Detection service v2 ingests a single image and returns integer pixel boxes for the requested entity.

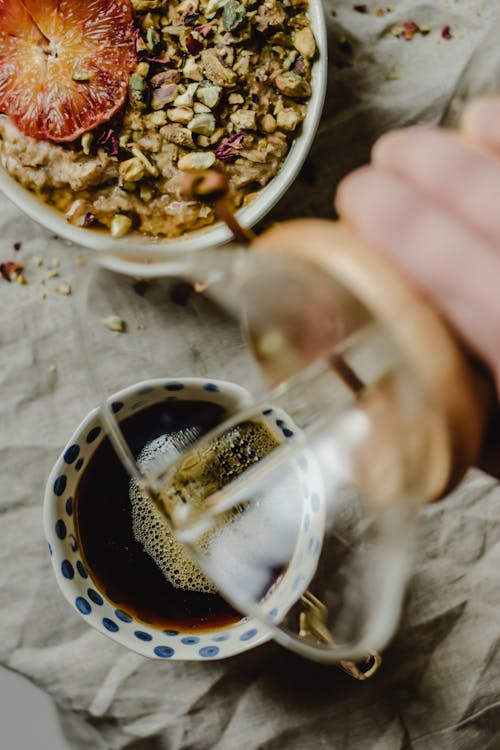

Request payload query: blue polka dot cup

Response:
[44,377,279,661]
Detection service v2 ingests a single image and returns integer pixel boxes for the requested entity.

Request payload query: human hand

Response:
[335,98,500,399]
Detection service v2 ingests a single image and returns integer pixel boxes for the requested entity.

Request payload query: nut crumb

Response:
[102,315,127,332]
[54,282,71,295]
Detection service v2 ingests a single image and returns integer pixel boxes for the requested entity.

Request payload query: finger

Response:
[335,166,500,383]
[462,97,500,153]
[372,127,500,249]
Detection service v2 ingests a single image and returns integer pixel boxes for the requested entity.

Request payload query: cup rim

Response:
[43,377,272,661]
[0,0,327,274]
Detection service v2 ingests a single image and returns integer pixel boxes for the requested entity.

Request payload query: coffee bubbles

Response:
[130,431,217,594]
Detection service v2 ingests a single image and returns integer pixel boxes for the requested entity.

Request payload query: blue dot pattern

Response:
[87,589,103,606]
[75,597,91,615]
[262,408,273,415]
[199,646,219,658]
[61,560,74,579]
[240,628,258,642]
[115,609,133,623]
[163,629,179,636]
[212,633,229,642]
[204,383,219,392]
[111,401,123,414]
[75,458,84,472]
[53,475,67,496]
[165,382,184,391]
[282,428,294,438]
[134,631,153,642]
[154,646,175,658]
[76,561,88,579]
[86,426,101,444]
[65,497,73,516]
[311,493,321,512]
[55,519,66,540]
[63,444,80,464]
[47,542,53,556]
[102,618,119,633]
[181,636,200,645]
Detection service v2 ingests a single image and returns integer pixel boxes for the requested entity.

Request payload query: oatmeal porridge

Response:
[0,0,316,238]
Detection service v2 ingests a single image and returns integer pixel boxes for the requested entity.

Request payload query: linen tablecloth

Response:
[2,1,500,748]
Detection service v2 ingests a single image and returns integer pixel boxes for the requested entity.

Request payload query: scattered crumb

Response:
[13,241,21,252]
[75,255,87,266]
[17,273,27,285]
[54,282,71,295]
[102,315,126,333]
[32,256,44,267]
[49,364,57,372]
[0,261,23,282]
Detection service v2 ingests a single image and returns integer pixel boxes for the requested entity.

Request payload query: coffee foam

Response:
[130,431,217,594]
[130,420,294,597]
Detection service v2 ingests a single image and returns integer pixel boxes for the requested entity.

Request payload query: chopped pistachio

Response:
[174,83,199,107]
[183,58,204,82]
[196,83,222,108]
[151,83,178,109]
[274,72,311,99]
[110,214,133,238]
[160,123,196,148]
[129,143,160,177]
[276,107,300,131]
[194,102,211,113]
[167,106,194,125]
[102,315,127,333]
[136,62,150,78]
[81,132,93,155]
[140,185,155,202]
[131,0,163,9]
[230,108,256,129]
[130,73,146,91]
[293,27,316,58]
[145,111,168,128]
[197,135,211,148]
[119,133,131,148]
[261,113,277,133]
[228,93,244,105]
[188,112,216,135]
[119,157,146,182]
[178,151,216,170]
[222,0,246,31]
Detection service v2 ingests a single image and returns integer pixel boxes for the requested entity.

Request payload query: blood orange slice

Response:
[0,0,137,142]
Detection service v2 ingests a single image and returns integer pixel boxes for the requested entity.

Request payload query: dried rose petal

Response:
[0,261,22,281]
[194,23,213,38]
[97,128,119,157]
[186,33,203,56]
[215,132,246,160]
[441,25,452,39]
[353,4,368,13]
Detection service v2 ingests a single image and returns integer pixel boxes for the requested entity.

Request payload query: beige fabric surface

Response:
[1,1,500,748]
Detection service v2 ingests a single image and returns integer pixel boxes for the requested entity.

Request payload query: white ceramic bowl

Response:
[0,2,327,276]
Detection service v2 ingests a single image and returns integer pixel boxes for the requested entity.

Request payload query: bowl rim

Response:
[0,0,327,268]
[43,376,273,661]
